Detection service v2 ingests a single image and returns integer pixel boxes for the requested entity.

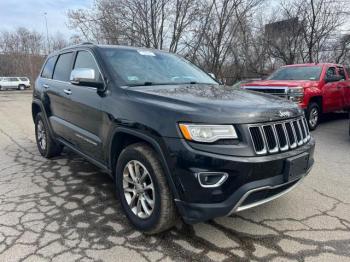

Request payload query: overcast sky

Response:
[0,0,348,40]
[0,0,93,38]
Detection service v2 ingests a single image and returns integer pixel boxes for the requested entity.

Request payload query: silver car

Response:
[0,77,31,91]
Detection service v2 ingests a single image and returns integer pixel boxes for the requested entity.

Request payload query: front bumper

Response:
[163,137,315,224]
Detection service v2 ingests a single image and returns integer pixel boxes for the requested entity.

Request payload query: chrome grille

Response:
[249,117,310,155]
[243,86,288,98]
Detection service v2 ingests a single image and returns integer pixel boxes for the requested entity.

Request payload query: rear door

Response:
[46,52,76,143]
[67,50,104,161]
[323,66,344,112]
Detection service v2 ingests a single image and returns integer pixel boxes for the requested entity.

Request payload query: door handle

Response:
[63,89,72,95]
[43,84,49,89]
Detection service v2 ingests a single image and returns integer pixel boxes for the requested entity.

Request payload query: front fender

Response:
[108,126,180,200]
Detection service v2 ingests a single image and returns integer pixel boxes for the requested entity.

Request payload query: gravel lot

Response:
[0,91,349,262]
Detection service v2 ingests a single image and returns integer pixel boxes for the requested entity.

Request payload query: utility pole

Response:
[44,12,50,54]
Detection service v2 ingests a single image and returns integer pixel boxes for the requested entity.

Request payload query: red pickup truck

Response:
[242,63,350,130]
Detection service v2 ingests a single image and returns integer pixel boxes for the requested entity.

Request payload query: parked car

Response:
[0,77,31,90]
[242,63,350,130]
[231,78,262,88]
[32,44,315,234]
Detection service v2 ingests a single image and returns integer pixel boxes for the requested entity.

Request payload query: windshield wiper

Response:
[128,81,209,87]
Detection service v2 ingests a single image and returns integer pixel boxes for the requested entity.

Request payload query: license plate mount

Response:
[284,153,309,182]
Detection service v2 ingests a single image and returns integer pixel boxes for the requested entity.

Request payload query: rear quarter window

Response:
[41,56,57,79]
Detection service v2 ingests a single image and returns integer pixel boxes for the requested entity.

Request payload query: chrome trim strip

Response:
[197,172,229,188]
[228,177,304,214]
[248,126,267,155]
[262,125,279,153]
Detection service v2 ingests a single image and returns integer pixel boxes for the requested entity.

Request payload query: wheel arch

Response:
[109,127,180,199]
[308,96,323,113]
[32,99,55,138]
[32,102,42,122]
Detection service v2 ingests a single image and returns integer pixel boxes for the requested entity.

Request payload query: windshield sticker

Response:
[127,76,139,81]
[137,50,156,56]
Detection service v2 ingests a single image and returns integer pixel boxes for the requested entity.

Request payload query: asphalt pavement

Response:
[0,91,349,261]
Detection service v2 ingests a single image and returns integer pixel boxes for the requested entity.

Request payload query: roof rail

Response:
[80,42,94,45]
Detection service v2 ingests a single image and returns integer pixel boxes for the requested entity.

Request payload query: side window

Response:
[338,67,346,80]
[53,52,74,82]
[10,78,18,82]
[73,51,102,81]
[41,56,57,79]
[326,67,336,78]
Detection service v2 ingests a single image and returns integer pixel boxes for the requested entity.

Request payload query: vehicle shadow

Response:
[320,112,349,124]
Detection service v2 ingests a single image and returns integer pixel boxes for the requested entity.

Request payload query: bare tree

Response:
[299,0,346,63]
[0,28,45,82]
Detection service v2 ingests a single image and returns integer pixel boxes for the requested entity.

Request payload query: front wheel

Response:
[116,143,178,234]
[306,102,320,130]
[18,84,25,90]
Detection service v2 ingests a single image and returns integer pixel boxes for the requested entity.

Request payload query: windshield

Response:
[268,66,322,81]
[100,48,217,86]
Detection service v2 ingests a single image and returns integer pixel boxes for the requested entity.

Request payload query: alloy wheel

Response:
[309,108,319,128]
[122,160,155,219]
[37,120,47,150]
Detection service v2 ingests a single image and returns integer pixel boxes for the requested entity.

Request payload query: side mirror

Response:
[70,68,104,89]
[325,75,343,83]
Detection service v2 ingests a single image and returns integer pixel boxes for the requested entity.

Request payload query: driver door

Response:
[65,50,105,162]
[323,66,343,112]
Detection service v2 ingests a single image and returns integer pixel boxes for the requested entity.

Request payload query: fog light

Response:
[197,172,228,188]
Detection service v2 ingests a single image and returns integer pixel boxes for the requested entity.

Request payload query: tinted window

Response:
[74,51,101,81]
[326,67,336,77]
[338,67,346,80]
[41,56,57,79]
[9,78,18,81]
[20,77,28,81]
[268,66,322,80]
[53,53,74,82]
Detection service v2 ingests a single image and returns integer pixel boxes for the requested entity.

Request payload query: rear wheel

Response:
[35,113,62,158]
[306,102,320,130]
[116,143,178,234]
[0,86,5,91]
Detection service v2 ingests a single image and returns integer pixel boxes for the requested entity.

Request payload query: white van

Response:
[0,77,31,91]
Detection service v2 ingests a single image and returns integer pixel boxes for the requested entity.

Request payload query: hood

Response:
[243,79,319,88]
[125,84,303,124]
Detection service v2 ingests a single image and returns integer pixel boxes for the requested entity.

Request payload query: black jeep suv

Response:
[32,44,315,234]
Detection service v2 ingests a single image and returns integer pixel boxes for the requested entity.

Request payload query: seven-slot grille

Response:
[249,117,310,155]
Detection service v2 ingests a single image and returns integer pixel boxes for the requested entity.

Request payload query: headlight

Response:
[288,87,304,102]
[179,124,238,143]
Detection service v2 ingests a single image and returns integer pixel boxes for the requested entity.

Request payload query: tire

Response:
[35,113,62,158]
[306,102,320,131]
[116,143,178,234]
[0,86,5,91]
[18,84,25,90]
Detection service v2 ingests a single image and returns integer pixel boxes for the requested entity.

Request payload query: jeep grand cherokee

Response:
[32,43,315,234]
